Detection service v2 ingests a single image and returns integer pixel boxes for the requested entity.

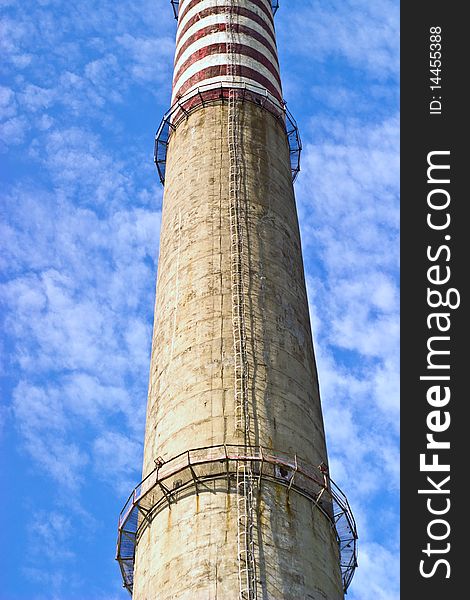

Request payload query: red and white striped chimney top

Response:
[171,0,282,105]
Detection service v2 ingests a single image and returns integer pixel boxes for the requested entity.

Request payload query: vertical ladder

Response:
[225,3,257,599]
[228,87,249,437]
[236,463,257,599]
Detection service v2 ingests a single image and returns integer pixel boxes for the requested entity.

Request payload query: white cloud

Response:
[19,83,56,111]
[348,541,399,600]
[13,381,67,435]
[35,127,130,203]
[61,373,133,423]
[93,431,143,493]
[0,115,27,147]
[0,84,17,118]
[0,402,9,439]
[116,32,174,85]
[298,107,399,599]
[0,16,33,68]
[280,0,399,80]
[299,115,399,362]
[12,382,89,491]
[29,511,75,561]
[372,358,400,416]
[2,155,160,495]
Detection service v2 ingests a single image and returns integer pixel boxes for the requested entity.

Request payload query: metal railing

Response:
[170,1,280,20]
[154,81,301,185]
[116,444,358,596]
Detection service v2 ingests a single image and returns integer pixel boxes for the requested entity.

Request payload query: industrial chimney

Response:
[117,2,357,598]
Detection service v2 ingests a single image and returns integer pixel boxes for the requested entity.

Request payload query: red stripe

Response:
[173,64,282,103]
[178,0,274,30]
[176,6,276,47]
[174,22,278,69]
[173,43,281,90]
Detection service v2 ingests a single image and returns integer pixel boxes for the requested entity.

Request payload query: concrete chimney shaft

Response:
[116,2,356,598]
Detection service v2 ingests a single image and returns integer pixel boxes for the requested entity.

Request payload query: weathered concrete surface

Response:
[133,101,343,599]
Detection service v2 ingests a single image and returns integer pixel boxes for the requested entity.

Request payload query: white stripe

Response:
[171,75,282,108]
[174,31,279,79]
[172,53,281,101]
[176,0,275,46]
[176,13,276,59]
[173,52,281,96]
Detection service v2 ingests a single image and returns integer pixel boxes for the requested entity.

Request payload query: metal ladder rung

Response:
[227,3,257,599]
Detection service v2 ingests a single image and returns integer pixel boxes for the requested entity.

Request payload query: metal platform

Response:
[116,444,358,596]
[154,80,302,186]
[171,1,280,20]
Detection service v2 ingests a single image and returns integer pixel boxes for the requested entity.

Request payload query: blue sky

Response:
[0,1,399,598]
